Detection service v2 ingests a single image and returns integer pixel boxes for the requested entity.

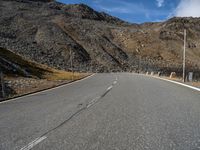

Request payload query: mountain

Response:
[0,0,200,75]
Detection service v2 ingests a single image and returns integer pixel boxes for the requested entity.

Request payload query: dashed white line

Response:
[20,136,47,150]
[87,96,101,108]
[87,77,118,108]
[19,75,117,150]
[107,85,113,91]
[113,81,117,85]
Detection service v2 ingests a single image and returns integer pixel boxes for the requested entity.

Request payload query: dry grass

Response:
[190,82,200,87]
[44,69,89,81]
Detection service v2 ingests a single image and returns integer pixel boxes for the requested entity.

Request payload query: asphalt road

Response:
[0,73,200,150]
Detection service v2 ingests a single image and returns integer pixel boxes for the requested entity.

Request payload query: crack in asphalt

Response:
[19,77,118,150]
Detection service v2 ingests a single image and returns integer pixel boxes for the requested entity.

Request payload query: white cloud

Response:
[98,6,133,14]
[175,0,200,17]
[156,0,164,7]
[94,1,148,14]
[92,0,170,22]
[96,3,133,14]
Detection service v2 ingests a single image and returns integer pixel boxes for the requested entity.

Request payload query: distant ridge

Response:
[0,0,200,75]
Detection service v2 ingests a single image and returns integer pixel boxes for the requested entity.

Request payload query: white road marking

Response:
[149,75,200,92]
[18,74,117,149]
[0,74,96,104]
[20,136,47,150]
[87,96,101,108]
[113,80,117,85]
[87,77,118,108]
[107,85,113,91]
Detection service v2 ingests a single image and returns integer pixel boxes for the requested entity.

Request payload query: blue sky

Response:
[57,0,200,23]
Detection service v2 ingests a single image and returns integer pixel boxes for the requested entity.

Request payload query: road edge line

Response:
[0,74,96,104]
[147,75,200,92]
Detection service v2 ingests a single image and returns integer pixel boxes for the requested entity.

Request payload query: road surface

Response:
[0,73,200,150]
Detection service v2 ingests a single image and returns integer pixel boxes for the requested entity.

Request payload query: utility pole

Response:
[183,29,186,82]
[70,49,74,81]
[0,71,5,98]
[138,55,141,73]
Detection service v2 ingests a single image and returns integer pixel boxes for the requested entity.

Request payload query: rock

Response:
[170,72,176,78]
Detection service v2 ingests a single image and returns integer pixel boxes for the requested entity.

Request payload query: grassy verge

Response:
[43,69,88,81]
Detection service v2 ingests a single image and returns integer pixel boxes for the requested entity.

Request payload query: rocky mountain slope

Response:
[0,47,82,80]
[0,47,86,99]
[0,0,200,75]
